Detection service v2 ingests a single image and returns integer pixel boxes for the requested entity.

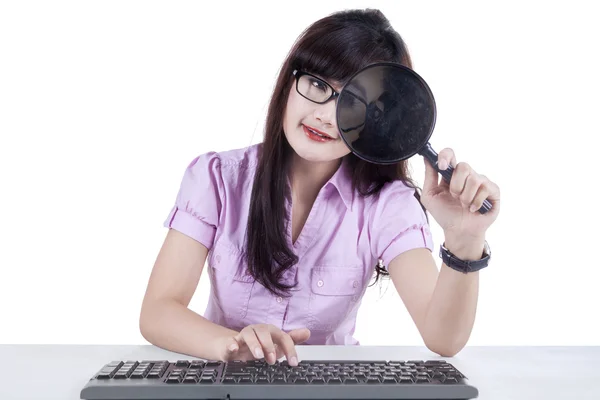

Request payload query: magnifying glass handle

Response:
[419,143,492,214]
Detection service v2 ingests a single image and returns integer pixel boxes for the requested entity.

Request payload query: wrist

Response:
[213,330,240,362]
[443,234,486,261]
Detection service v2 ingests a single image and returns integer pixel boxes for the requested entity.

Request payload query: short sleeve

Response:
[368,180,434,269]
[163,152,224,249]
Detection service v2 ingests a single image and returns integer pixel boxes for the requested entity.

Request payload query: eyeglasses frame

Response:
[292,69,340,104]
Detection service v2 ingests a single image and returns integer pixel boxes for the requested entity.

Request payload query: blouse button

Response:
[215,255,221,264]
[276,297,282,303]
[317,280,324,287]
[352,280,358,288]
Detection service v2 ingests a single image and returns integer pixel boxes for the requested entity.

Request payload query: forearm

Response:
[139,299,238,360]
[422,236,485,356]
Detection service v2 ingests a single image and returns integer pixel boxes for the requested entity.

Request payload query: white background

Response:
[1,0,598,346]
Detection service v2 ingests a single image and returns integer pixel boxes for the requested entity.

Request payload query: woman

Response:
[139,8,501,367]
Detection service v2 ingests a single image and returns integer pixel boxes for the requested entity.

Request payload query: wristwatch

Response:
[439,241,491,274]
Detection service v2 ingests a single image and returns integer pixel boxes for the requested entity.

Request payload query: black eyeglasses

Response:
[293,70,340,104]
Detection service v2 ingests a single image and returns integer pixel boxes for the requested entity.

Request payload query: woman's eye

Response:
[310,79,327,92]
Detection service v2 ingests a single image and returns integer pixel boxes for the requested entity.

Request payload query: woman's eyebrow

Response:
[327,79,343,92]
[308,71,343,91]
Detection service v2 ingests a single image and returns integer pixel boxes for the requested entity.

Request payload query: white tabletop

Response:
[1,345,598,399]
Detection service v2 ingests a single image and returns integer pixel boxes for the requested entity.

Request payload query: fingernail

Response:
[255,347,264,358]
[438,160,447,170]
[470,204,477,212]
[290,356,298,366]
[228,343,238,352]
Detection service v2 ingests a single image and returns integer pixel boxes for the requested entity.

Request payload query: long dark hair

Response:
[246,9,426,297]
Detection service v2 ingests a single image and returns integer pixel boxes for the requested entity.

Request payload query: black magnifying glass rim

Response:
[335,62,438,165]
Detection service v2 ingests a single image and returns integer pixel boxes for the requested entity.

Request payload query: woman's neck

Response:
[288,153,341,202]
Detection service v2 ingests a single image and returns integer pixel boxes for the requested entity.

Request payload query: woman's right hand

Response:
[218,324,311,366]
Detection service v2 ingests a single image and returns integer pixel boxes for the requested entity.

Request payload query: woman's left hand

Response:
[420,148,501,241]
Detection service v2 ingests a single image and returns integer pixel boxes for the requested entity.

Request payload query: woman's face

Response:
[282,73,351,164]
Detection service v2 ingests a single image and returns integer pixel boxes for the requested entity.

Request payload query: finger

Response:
[235,328,265,360]
[436,148,456,171]
[270,328,300,366]
[288,328,311,344]
[436,149,457,190]
[215,335,240,362]
[460,172,482,211]
[274,343,293,363]
[449,162,471,198]
[472,178,501,213]
[225,336,240,354]
[469,185,490,213]
[422,157,440,194]
[253,325,278,364]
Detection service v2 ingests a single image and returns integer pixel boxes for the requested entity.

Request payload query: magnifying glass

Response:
[336,62,492,214]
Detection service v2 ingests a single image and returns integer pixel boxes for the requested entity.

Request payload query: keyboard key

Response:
[183,376,198,383]
[166,376,181,384]
[388,361,405,366]
[205,362,221,368]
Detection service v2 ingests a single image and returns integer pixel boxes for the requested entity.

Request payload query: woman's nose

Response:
[314,100,336,126]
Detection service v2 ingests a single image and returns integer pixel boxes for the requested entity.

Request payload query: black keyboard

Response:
[80,359,478,399]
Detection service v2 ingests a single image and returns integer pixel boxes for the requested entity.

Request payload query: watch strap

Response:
[439,241,490,274]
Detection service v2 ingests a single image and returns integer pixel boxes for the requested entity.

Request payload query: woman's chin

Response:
[291,144,340,163]
[285,131,349,164]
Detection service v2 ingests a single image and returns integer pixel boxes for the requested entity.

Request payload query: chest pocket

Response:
[207,240,255,329]
[307,266,364,331]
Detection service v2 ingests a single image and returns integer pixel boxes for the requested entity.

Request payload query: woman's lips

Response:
[303,125,335,142]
